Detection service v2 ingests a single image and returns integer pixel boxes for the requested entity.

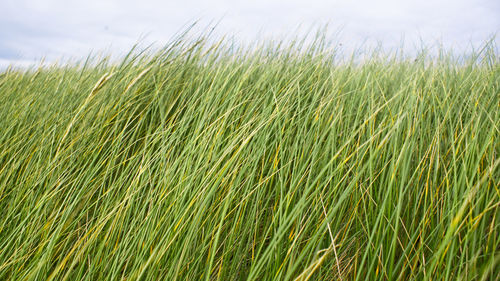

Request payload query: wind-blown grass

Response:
[0,34,498,281]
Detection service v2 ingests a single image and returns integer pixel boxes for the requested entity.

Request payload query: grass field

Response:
[0,33,498,280]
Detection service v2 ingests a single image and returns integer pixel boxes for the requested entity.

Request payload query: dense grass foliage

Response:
[0,36,498,281]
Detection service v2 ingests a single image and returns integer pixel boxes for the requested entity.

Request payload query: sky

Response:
[0,0,499,68]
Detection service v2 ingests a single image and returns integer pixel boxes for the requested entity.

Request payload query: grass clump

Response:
[0,33,498,280]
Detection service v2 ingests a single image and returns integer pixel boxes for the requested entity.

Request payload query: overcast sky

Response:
[1,0,498,67]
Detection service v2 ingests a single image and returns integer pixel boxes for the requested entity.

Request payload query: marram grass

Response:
[0,35,498,281]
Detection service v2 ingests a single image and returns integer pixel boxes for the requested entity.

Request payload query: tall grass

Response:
[0,33,498,280]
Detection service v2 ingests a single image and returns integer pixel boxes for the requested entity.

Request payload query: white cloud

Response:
[0,0,498,67]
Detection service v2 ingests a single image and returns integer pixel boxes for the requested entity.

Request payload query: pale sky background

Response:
[0,0,499,68]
